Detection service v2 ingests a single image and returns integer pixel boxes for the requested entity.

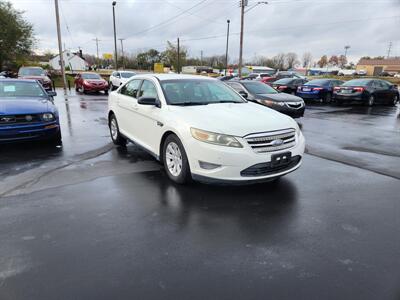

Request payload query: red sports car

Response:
[74,72,109,94]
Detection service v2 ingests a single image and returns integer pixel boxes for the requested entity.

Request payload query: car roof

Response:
[133,74,215,81]
[0,78,39,83]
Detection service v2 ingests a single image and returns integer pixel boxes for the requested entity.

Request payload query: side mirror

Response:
[239,91,248,99]
[138,97,160,107]
[392,84,398,89]
[47,91,57,97]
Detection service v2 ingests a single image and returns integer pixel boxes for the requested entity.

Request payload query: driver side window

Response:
[138,80,158,99]
[120,80,141,98]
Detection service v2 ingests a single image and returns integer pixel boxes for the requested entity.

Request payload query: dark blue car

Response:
[297,79,344,103]
[0,79,62,144]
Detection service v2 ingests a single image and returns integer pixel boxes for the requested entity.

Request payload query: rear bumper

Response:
[333,94,364,101]
[0,122,60,143]
[297,92,322,100]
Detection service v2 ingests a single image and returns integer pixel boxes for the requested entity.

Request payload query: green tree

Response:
[161,41,187,72]
[0,1,35,70]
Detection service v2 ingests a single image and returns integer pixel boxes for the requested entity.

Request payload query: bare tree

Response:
[285,52,299,70]
[302,52,312,68]
[272,53,286,70]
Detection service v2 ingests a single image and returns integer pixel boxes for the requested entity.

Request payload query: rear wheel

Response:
[324,93,332,103]
[163,134,191,184]
[366,95,375,106]
[104,90,109,95]
[109,114,127,146]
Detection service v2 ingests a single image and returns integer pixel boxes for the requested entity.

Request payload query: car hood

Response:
[255,93,303,102]
[167,101,297,137]
[0,98,54,115]
[86,79,106,83]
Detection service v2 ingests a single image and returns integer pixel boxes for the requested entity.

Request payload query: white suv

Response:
[109,71,136,90]
[108,74,305,184]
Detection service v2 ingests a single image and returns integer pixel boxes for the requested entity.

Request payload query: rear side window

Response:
[120,79,141,98]
[226,82,244,92]
[138,80,158,99]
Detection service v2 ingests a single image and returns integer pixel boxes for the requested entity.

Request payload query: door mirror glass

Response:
[238,90,248,98]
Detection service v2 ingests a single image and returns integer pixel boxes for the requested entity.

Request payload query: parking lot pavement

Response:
[0,90,399,299]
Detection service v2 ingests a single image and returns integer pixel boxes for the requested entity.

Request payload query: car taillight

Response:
[313,87,323,91]
[333,87,341,91]
[353,87,364,92]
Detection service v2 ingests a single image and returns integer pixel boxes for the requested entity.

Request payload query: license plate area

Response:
[271,152,292,168]
[303,88,311,92]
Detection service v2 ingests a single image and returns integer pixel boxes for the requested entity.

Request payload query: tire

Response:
[109,114,127,146]
[104,90,109,95]
[75,85,79,92]
[162,134,191,184]
[389,95,398,106]
[47,131,62,146]
[366,95,375,107]
[324,93,332,103]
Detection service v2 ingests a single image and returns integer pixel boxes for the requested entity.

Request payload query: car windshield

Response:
[242,82,278,94]
[305,79,330,86]
[274,78,295,84]
[19,68,45,76]
[161,79,245,105]
[82,73,101,79]
[0,81,46,98]
[121,72,136,78]
[342,79,372,87]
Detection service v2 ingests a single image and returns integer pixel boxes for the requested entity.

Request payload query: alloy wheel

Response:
[165,142,183,177]
[110,118,118,141]
[368,95,374,106]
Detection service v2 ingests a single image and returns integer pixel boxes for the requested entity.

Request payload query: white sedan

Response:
[108,74,305,184]
[109,71,136,90]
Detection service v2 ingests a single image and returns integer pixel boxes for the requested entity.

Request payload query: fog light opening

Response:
[199,161,221,170]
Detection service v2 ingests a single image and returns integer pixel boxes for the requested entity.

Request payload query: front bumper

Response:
[83,84,108,92]
[0,122,60,143]
[186,131,305,183]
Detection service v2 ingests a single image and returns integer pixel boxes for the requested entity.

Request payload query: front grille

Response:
[0,114,42,125]
[241,156,301,177]
[244,128,296,153]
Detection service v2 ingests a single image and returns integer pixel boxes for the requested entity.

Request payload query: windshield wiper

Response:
[211,100,242,104]
[171,102,209,106]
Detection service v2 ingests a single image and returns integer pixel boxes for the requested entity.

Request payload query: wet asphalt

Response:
[0,90,399,300]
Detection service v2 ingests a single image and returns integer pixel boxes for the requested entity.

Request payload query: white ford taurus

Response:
[108,74,305,184]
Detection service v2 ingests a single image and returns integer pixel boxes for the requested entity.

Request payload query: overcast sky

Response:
[9,0,400,64]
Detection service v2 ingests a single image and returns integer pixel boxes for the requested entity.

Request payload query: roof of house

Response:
[358,58,400,66]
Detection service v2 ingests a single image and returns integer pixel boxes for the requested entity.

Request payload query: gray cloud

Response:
[10,0,400,64]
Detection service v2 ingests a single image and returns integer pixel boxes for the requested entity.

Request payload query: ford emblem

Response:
[271,139,284,146]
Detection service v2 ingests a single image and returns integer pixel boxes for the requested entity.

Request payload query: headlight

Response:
[262,100,285,106]
[42,113,54,121]
[190,128,243,148]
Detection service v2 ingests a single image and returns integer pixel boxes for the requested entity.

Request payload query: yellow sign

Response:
[154,63,164,73]
[103,53,113,60]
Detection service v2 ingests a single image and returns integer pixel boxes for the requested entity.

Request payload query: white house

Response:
[49,50,88,71]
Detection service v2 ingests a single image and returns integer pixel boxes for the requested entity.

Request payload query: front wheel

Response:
[163,134,191,184]
[389,95,398,106]
[47,131,62,146]
[104,90,109,95]
[109,114,127,146]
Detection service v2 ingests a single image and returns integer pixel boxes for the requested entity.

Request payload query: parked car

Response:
[356,69,367,76]
[333,78,399,106]
[109,71,137,90]
[394,73,400,78]
[108,74,305,184]
[74,72,109,94]
[18,67,53,91]
[261,71,303,84]
[338,69,356,76]
[271,78,308,94]
[379,71,396,77]
[0,79,61,144]
[225,80,305,118]
[297,79,344,103]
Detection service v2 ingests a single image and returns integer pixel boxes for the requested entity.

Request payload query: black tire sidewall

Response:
[163,134,191,184]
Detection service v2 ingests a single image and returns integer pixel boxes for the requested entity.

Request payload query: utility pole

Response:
[177,37,180,74]
[200,50,203,66]
[387,41,392,58]
[118,38,125,69]
[54,0,68,98]
[344,45,350,59]
[93,38,101,62]
[238,0,247,78]
[112,1,118,70]
[225,19,230,76]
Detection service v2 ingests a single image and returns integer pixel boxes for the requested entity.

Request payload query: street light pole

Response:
[238,0,246,79]
[119,38,125,69]
[225,19,230,76]
[54,0,68,98]
[112,1,118,70]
